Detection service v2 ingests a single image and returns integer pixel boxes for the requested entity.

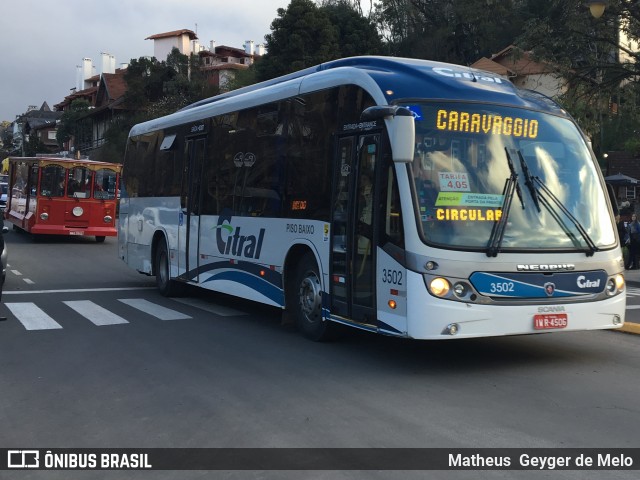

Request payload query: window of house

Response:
[626,186,636,199]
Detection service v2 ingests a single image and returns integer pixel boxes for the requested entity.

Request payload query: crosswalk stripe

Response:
[118,299,191,320]
[172,297,247,317]
[5,303,63,330]
[63,300,129,326]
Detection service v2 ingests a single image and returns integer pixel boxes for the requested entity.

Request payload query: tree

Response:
[23,133,47,157]
[256,0,341,81]
[321,0,385,57]
[516,0,640,96]
[225,65,258,92]
[373,0,525,63]
[256,0,385,81]
[515,0,640,156]
[56,99,91,149]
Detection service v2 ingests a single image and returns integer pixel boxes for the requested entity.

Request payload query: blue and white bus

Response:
[118,56,625,340]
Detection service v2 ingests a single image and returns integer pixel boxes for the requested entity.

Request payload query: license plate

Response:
[69,230,85,236]
[534,313,568,330]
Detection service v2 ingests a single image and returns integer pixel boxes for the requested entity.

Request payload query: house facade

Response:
[471,45,567,99]
[11,103,62,155]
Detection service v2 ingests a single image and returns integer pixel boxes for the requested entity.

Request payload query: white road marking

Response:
[5,303,63,330]
[118,298,191,320]
[11,270,22,276]
[23,279,35,285]
[3,287,155,295]
[63,300,129,326]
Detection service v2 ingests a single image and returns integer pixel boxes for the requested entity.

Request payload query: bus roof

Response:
[129,56,568,137]
[9,156,122,172]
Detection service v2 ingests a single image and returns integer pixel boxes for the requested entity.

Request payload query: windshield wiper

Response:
[517,150,541,213]
[533,177,598,256]
[486,148,525,257]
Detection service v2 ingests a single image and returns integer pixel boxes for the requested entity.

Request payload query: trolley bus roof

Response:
[9,157,122,172]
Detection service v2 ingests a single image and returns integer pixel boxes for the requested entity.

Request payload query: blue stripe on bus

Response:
[202,270,285,306]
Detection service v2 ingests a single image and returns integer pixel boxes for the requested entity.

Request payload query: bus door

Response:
[331,134,379,325]
[179,137,206,283]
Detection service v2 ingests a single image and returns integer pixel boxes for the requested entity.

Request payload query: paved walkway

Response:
[621,268,640,334]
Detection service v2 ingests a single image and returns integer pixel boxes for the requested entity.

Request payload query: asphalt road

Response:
[1,230,639,480]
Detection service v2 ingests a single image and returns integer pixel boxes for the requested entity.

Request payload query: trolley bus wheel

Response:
[155,240,183,297]
[293,253,333,341]
[96,236,106,243]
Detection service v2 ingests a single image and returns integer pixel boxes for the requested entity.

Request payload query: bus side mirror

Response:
[361,106,415,163]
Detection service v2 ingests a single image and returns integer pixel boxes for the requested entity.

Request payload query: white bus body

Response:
[118,56,625,340]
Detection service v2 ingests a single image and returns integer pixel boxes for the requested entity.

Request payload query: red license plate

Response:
[534,313,568,330]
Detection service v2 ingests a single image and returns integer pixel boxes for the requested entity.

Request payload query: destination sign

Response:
[436,110,539,139]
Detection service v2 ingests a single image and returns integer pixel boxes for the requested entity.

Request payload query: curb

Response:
[622,280,640,334]
[618,322,640,335]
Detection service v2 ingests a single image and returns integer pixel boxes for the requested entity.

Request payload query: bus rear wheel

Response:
[293,253,333,341]
[155,240,183,297]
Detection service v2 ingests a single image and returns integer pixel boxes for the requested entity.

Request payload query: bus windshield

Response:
[404,101,616,252]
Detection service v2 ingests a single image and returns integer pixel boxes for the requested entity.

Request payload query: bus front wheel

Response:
[96,236,106,243]
[293,253,332,341]
[155,240,182,297]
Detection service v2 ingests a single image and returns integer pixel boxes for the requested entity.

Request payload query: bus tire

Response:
[96,236,106,243]
[293,253,333,341]
[155,240,183,297]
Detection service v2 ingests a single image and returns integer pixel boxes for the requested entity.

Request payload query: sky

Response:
[0,0,292,122]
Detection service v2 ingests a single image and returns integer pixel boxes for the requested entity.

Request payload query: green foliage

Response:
[373,0,525,64]
[56,99,91,147]
[255,0,384,81]
[225,65,258,91]
[256,0,340,81]
[23,133,47,157]
[322,0,386,57]
[516,0,640,156]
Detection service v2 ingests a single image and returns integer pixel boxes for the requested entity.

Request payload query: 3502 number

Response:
[489,282,515,293]
[382,269,403,285]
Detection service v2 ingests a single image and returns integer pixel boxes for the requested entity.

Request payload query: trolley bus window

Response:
[67,166,92,198]
[94,168,118,200]
[40,165,66,197]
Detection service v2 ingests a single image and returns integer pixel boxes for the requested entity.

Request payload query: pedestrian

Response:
[617,214,628,261]
[626,213,640,270]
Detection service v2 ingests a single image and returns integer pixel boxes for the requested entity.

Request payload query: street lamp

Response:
[587,1,607,19]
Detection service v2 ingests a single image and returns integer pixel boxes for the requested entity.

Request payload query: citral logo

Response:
[577,276,601,289]
[432,67,503,84]
[214,214,265,260]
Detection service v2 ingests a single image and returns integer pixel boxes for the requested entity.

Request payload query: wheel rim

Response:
[298,270,321,324]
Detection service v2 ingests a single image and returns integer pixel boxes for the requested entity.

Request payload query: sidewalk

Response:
[622,268,640,335]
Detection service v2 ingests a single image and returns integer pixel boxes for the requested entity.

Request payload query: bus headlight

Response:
[72,206,84,217]
[40,212,49,221]
[453,282,467,297]
[429,277,450,297]
[104,215,113,223]
[606,274,625,296]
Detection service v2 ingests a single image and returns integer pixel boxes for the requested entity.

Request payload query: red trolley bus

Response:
[5,156,121,242]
